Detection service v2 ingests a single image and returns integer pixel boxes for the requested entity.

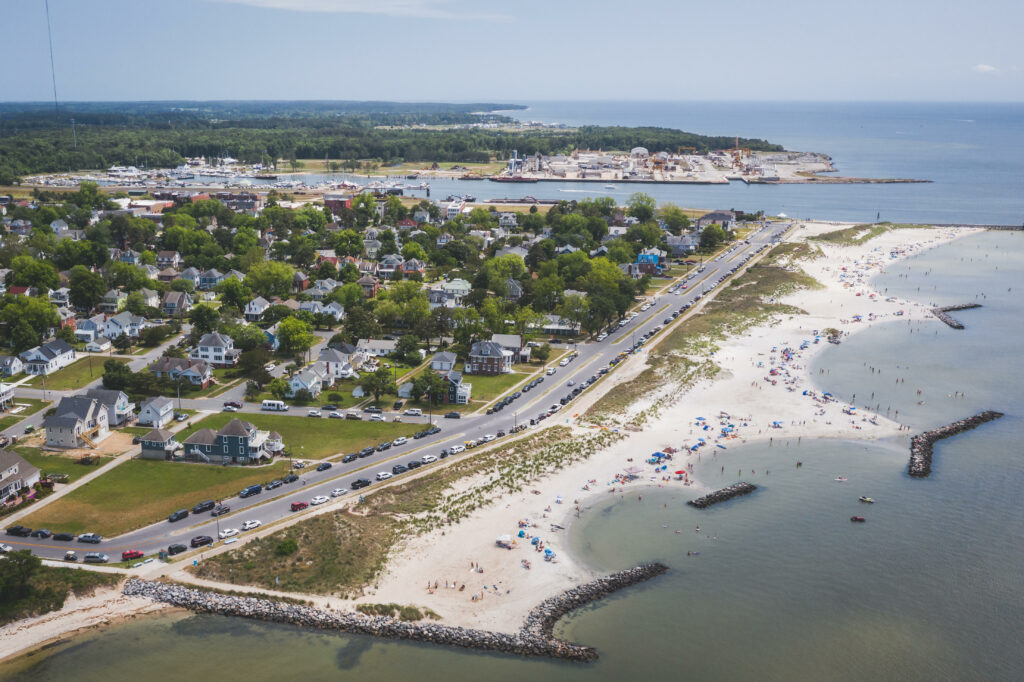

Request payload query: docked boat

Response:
[859,496,875,503]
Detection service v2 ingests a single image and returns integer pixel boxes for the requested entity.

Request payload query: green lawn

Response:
[461,367,534,405]
[0,398,51,431]
[14,446,111,484]
[19,459,295,537]
[25,358,113,391]
[176,412,421,460]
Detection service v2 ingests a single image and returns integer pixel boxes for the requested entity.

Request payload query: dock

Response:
[908,411,1004,477]
[931,303,982,329]
[687,482,757,509]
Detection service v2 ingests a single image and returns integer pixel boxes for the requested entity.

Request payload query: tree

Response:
[228,323,269,352]
[627,192,657,223]
[556,294,589,331]
[359,366,397,403]
[102,359,132,391]
[244,260,294,298]
[217,278,252,310]
[700,224,727,250]
[140,325,170,347]
[1,297,59,351]
[268,377,289,400]
[68,265,105,310]
[395,334,421,365]
[533,342,552,363]
[0,550,41,603]
[10,256,58,290]
[412,371,446,405]
[659,204,691,234]
[343,306,382,341]
[401,242,427,262]
[277,316,315,355]
[169,278,195,293]
[55,325,77,344]
[189,304,220,335]
[112,334,134,353]
[238,348,272,384]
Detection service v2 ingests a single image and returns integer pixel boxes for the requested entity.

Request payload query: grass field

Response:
[26,358,114,391]
[19,459,295,537]
[176,412,421,459]
[0,398,51,431]
[14,447,112,483]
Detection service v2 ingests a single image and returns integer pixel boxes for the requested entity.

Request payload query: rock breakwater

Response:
[931,303,982,330]
[687,482,757,509]
[123,563,668,662]
[908,410,1004,477]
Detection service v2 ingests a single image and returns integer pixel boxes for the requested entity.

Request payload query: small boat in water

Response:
[859,496,875,503]
[604,184,617,189]
[850,516,866,523]
[834,476,848,482]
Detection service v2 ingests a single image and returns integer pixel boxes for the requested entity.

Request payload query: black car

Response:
[413,431,426,439]
[427,426,441,435]
[351,478,371,490]
[192,500,215,514]
[30,528,52,538]
[406,460,422,470]
[345,413,362,420]
[342,454,358,463]
[77,533,102,544]
[322,404,338,411]
[190,535,213,548]
[393,401,404,409]
[496,430,506,437]
[376,442,391,452]
[283,474,299,484]
[316,462,332,472]
[486,408,494,415]
[265,479,283,490]
[363,406,383,414]
[5,525,31,537]
[240,484,263,498]
[167,543,188,556]
[445,412,461,419]
[53,532,75,542]
[513,391,521,399]
[359,447,375,458]
[168,509,189,523]
[439,450,449,459]
[211,505,231,517]
[392,464,408,475]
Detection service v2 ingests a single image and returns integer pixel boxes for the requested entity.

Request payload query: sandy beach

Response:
[362,223,976,633]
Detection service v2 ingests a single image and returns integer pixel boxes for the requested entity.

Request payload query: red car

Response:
[121,550,144,561]
[223,401,243,409]
[290,501,308,512]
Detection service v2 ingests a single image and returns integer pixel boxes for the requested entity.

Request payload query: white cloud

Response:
[971,64,998,74]
[210,0,509,20]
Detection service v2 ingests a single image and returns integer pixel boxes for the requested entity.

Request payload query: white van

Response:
[403,408,423,417]
[261,400,288,411]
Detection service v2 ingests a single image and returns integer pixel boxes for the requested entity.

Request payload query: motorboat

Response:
[859,496,875,503]
[850,516,866,523]
[834,476,848,482]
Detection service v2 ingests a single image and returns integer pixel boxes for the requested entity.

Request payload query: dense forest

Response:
[0,101,783,184]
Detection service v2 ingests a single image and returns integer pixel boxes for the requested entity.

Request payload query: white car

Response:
[559,359,570,367]
[481,434,496,443]
[421,455,437,464]
[392,437,408,446]
[596,333,608,341]
[546,368,556,375]
[218,528,239,539]
[0,542,12,553]
[449,444,465,454]
[369,414,385,422]
[330,488,347,497]
[310,495,329,505]
[241,520,261,531]
[376,471,393,481]
[265,363,276,372]
[329,411,344,419]
[567,380,575,386]
[223,405,239,412]
[308,410,322,418]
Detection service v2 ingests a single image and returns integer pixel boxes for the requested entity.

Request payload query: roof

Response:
[318,347,349,363]
[432,351,457,365]
[469,341,504,357]
[141,396,173,410]
[48,396,100,423]
[142,429,175,442]
[82,387,126,406]
[197,332,232,347]
[218,418,255,437]
[183,428,218,445]
[491,334,521,349]
[0,449,39,485]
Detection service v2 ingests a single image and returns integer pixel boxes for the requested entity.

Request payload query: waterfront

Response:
[3,229,1021,681]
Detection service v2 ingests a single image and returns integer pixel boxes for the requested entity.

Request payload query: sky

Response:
[3,0,1022,103]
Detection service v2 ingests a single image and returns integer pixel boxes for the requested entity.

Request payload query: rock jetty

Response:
[687,482,757,509]
[931,303,982,330]
[908,410,1004,477]
[123,563,668,662]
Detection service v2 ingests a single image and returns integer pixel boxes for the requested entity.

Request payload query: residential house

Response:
[317,346,360,382]
[636,247,666,275]
[399,259,426,278]
[465,340,512,375]
[157,267,179,283]
[82,387,135,426]
[666,233,698,256]
[0,382,12,411]
[139,288,160,309]
[49,287,71,306]
[377,254,404,280]
[357,274,380,298]
[44,396,110,449]
[244,296,271,322]
[181,418,274,465]
[0,449,40,500]
[198,269,224,291]
[138,396,174,429]
[322,301,345,321]
[179,267,201,288]
[0,356,24,377]
[156,251,181,269]
[695,210,736,230]
[73,314,105,343]
[162,290,191,317]
[104,311,146,339]
[496,245,528,260]
[54,307,76,334]
[413,208,432,224]
[442,278,472,304]
[138,428,182,461]
[99,289,128,313]
[141,264,161,280]
[190,332,240,367]
[20,340,76,376]
[293,271,310,292]
[555,244,579,256]
[504,278,523,302]
[491,333,530,363]
[309,278,340,300]
[363,239,382,259]
[7,286,36,298]
[355,338,397,357]
[534,314,580,336]
[85,336,111,353]
[148,357,212,388]
[498,212,518,229]
[435,232,453,247]
[287,365,325,398]
[440,369,472,404]
[430,351,457,372]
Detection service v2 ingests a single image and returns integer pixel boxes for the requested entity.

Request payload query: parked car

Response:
[351,478,371,490]
[311,495,329,505]
[421,455,438,464]
[168,509,189,523]
[192,500,215,514]
[167,544,188,556]
[449,445,465,454]
[211,505,231,517]
[283,474,299,484]
[316,462,332,472]
[342,453,358,463]
[5,525,31,537]
[175,413,188,422]
[391,464,408,475]
[392,437,408,446]
[240,484,263,498]
[322,404,338,411]
[190,536,213,548]
[359,447,375,458]
[30,528,52,539]
[345,412,362,420]
[64,551,78,561]
[376,442,391,452]
[329,411,345,419]
[407,460,422,470]
[330,488,347,497]
[375,471,393,481]
[369,414,385,422]
[83,553,109,563]
[0,543,12,553]
[290,501,309,512]
[265,480,283,490]
[445,412,461,419]
[308,409,322,418]
[427,426,441,435]
[218,528,239,539]
[53,532,75,542]
[363,406,383,414]
[403,408,423,417]
[77,533,102,544]
[241,520,262,531]
[265,363,276,372]
[413,430,426,439]
[122,550,144,561]
[393,401,404,410]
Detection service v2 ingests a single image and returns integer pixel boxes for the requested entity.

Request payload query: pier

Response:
[908,411,1004,477]
[931,303,982,329]
[687,482,757,509]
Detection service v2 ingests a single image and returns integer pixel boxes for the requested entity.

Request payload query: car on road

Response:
[444,411,461,419]
[192,500,215,514]
[311,495,329,505]
[376,441,392,452]
[421,455,437,464]
[24,424,35,433]
[403,408,423,417]
[121,550,144,561]
[330,488,347,497]
[369,414,384,421]
[167,544,188,556]
[168,509,189,522]
[223,401,243,410]
[559,359,569,367]
[63,551,78,561]
[329,411,345,419]
[427,426,441,435]
[351,478,371,490]
[308,409,322,418]
[190,536,213,548]
[363,406,383,414]
[211,505,231,517]
[242,520,262,530]
[53,532,75,542]
[223,405,239,412]
[596,332,608,341]
[391,464,408,475]
[567,380,575,386]
[481,434,496,443]
[407,460,422,470]
[83,552,109,563]
[265,363,276,372]
[359,447,375,458]
[290,501,309,512]
[0,543,12,553]
[5,526,31,537]
[375,471,393,481]
[265,479,283,490]
[450,444,465,454]
[31,528,52,539]
[316,462,332,472]
[218,528,239,539]
[77,533,102,544]
[283,474,299,484]
[342,453,358,463]
[240,484,263,498]
[392,436,408,446]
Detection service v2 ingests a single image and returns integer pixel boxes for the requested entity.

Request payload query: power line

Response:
[45,0,60,124]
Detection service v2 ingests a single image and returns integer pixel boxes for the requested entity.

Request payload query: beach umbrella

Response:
[675,470,686,475]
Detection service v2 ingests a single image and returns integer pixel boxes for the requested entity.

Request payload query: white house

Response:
[430,351,457,372]
[317,346,360,381]
[287,366,325,398]
[82,387,135,426]
[0,449,40,500]
[0,355,24,377]
[244,296,271,322]
[442,278,472,304]
[355,338,398,357]
[85,336,112,353]
[190,332,240,367]
[44,396,110,449]
[20,340,76,376]
[138,396,174,429]
[0,382,13,411]
[104,311,146,339]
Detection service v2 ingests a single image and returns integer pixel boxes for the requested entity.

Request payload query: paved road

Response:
[2,224,790,561]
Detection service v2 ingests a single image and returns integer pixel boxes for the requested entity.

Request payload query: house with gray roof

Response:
[44,396,110,449]
[430,351,457,372]
[181,418,274,464]
[139,396,174,429]
[190,332,239,367]
[139,428,182,461]
[20,340,75,376]
[466,340,512,375]
[0,449,40,499]
[81,387,135,426]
